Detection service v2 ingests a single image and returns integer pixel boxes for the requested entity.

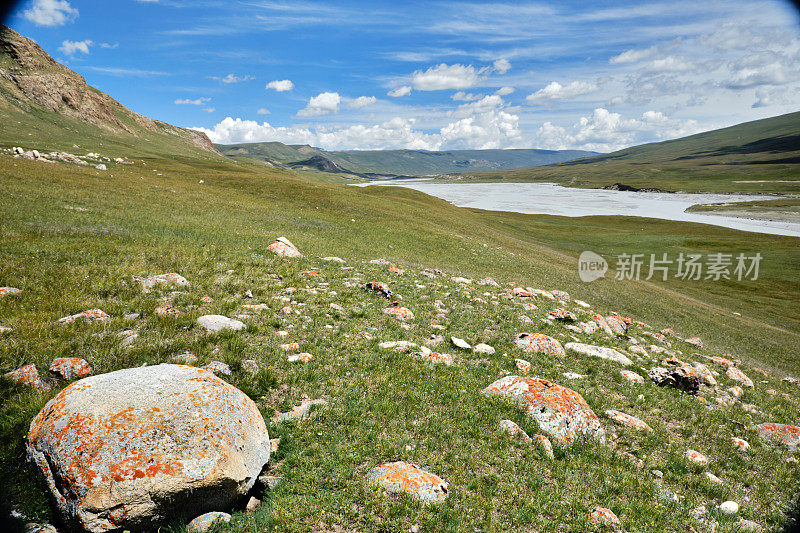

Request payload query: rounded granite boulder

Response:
[26,364,270,532]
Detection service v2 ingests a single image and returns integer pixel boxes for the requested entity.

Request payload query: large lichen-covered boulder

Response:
[482,375,605,444]
[26,364,270,532]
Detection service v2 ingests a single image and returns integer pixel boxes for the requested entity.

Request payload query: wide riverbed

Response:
[356,181,800,237]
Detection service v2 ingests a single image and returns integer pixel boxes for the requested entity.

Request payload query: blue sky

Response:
[5,0,800,151]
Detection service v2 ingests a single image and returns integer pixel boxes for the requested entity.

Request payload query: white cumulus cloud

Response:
[451,91,482,101]
[493,59,511,74]
[265,79,294,92]
[388,86,412,97]
[298,92,341,117]
[609,45,660,64]
[23,0,78,27]
[58,39,92,56]
[212,73,255,84]
[257,108,270,115]
[526,81,599,106]
[495,86,515,96]
[412,63,481,91]
[347,96,377,109]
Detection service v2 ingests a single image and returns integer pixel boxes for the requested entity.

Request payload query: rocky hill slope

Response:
[0,25,218,156]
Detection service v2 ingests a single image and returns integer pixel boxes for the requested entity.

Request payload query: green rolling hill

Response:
[451,111,800,194]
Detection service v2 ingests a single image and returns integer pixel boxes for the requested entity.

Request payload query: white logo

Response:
[578,251,607,282]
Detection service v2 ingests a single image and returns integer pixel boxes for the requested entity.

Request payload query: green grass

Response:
[444,111,800,195]
[1,151,799,532]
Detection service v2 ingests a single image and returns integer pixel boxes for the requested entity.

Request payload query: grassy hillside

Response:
[1,148,799,532]
[216,141,596,176]
[448,111,800,194]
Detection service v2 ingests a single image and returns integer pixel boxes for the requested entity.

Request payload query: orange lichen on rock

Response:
[514,333,565,358]
[26,364,270,533]
[383,307,414,320]
[605,409,651,431]
[367,461,448,505]
[752,422,800,451]
[4,363,50,392]
[267,237,302,258]
[49,358,92,381]
[482,375,605,444]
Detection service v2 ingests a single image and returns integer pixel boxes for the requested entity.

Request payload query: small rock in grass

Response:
[751,422,800,451]
[139,273,189,292]
[0,286,22,297]
[4,364,50,392]
[732,437,750,451]
[288,353,313,363]
[705,472,722,484]
[515,358,531,374]
[197,314,245,333]
[241,359,259,374]
[379,340,417,352]
[473,343,495,355]
[367,461,448,505]
[201,360,231,375]
[533,434,555,459]
[565,343,632,366]
[57,309,109,324]
[562,371,585,380]
[685,336,703,349]
[726,365,754,388]
[620,370,644,384]
[245,496,261,514]
[451,336,471,349]
[685,449,709,466]
[267,237,302,257]
[499,419,531,442]
[649,365,700,394]
[173,351,197,364]
[587,505,620,528]
[383,307,414,320]
[514,333,565,357]
[273,398,327,422]
[364,281,392,298]
[717,501,739,516]
[187,511,231,532]
[48,358,92,380]
[605,409,651,431]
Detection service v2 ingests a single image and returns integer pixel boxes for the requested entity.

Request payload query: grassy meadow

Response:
[1,147,800,532]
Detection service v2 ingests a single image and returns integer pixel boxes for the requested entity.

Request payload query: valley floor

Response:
[1,152,799,532]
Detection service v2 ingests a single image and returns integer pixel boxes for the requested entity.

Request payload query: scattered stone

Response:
[173,351,198,364]
[629,345,647,356]
[533,434,555,459]
[705,472,723,484]
[241,359,259,375]
[574,299,590,308]
[515,358,531,374]
[478,277,499,286]
[693,362,717,387]
[414,350,453,366]
[514,333,565,357]
[267,237,302,257]
[737,518,762,531]
[383,307,414,320]
[379,340,417,352]
[565,343,632,366]
[320,256,345,263]
[26,365,270,532]
[24,524,58,533]
[139,273,189,292]
[451,276,472,284]
[95,163,106,170]
[605,316,629,336]
[197,314,246,333]
[605,409,651,431]
[364,281,392,298]
[57,309,109,324]
[451,336,471,349]
[549,308,577,321]
[288,353,313,363]
[187,512,232,532]
[48,358,92,381]
[367,461,448,505]
[154,305,180,318]
[482,375,605,444]
[732,437,750,451]
[0,286,22,297]
[685,337,704,349]
[118,329,138,347]
[685,449,709,466]
[718,501,739,516]
[4,364,50,392]
[124,312,140,321]
[619,370,645,384]
[550,290,570,302]
[587,505,620,529]
[370,258,391,265]
[728,385,744,398]
[245,496,261,514]
[273,398,328,422]
[201,360,232,376]
[562,371,586,380]
[473,343,495,355]
[752,423,800,451]
[649,365,700,394]
[726,366,754,388]
[499,419,531,442]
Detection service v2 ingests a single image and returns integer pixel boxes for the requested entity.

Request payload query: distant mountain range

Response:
[454,110,800,193]
[216,141,598,178]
